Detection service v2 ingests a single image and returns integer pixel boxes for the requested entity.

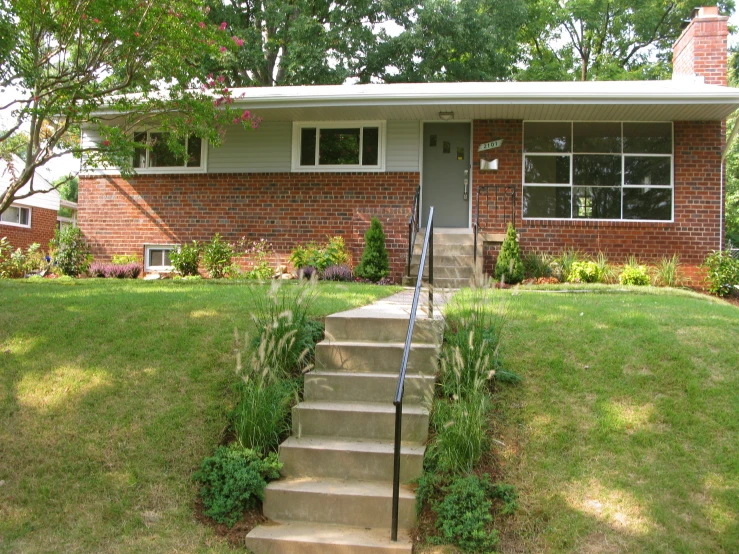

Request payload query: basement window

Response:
[144,245,175,272]
[292,122,385,172]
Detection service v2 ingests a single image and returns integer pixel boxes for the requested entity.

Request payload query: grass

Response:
[491,286,739,553]
[0,278,400,554]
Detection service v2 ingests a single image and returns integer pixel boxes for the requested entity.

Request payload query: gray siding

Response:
[386,121,420,172]
[208,121,291,173]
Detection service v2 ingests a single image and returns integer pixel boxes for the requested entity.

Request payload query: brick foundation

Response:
[1,207,58,251]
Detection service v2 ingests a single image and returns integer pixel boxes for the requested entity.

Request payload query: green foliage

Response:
[654,254,684,287]
[703,250,739,296]
[550,248,582,282]
[355,218,389,282]
[242,238,275,280]
[0,130,30,160]
[289,236,350,273]
[522,250,553,279]
[51,227,90,277]
[724,58,739,246]
[202,234,234,279]
[0,240,47,278]
[567,260,602,283]
[170,241,201,277]
[595,252,617,284]
[494,223,524,284]
[111,253,140,265]
[192,444,281,527]
[619,258,651,286]
[54,176,78,203]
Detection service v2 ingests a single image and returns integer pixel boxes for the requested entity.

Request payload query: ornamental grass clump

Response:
[655,254,684,287]
[494,223,524,284]
[354,217,389,282]
[522,250,553,279]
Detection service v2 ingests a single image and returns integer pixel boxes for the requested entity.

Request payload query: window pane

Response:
[133,132,147,168]
[319,128,360,165]
[623,187,672,220]
[573,187,621,219]
[525,155,570,184]
[300,128,316,165]
[149,132,184,167]
[187,136,202,167]
[573,122,621,153]
[149,249,163,267]
[163,249,172,266]
[623,123,672,154]
[624,156,670,186]
[1,206,20,223]
[524,122,571,153]
[523,186,571,218]
[573,155,621,187]
[362,127,379,166]
[19,207,29,225]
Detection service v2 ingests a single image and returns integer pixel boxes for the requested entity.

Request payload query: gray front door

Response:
[422,122,471,227]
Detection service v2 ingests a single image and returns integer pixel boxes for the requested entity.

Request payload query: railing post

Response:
[391,400,403,542]
[429,217,434,319]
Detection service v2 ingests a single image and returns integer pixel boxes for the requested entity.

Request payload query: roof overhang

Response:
[94,80,739,122]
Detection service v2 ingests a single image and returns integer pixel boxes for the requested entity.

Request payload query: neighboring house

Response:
[78,7,739,280]
[0,154,60,250]
[57,199,78,232]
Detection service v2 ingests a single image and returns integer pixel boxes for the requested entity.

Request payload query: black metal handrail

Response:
[392,206,434,542]
[407,185,421,276]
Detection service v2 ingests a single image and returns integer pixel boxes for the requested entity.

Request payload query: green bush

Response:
[242,238,275,280]
[231,378,297,457]
[494,223,524,284]
[192,444,281,527]
[289,236,350,273]
[51,227,90,277]
[170,241,201,276]
[354,218,389,282]
[522,250,552,279]
[202,234,234,278]
[619,258,650,286]
[0,240,47,278]
[703,250,739,296]
[111,254,141,265]
[550,248,581,282]
[567,260,602,283]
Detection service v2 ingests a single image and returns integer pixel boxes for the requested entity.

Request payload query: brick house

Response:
[1,154,61,251]
[79,7,739,282]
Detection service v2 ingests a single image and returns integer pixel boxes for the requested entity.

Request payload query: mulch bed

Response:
[194,496,267,548]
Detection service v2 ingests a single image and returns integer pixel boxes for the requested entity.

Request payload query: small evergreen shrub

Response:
[354,217,389,282]
[322,264,353,281]
[202,234,234,278]
[51,227,90,277]
[169,241,201,276]
[703,250,739,296]
[494,223,524,284]
[567,260,602,283]
[192,444,281,527]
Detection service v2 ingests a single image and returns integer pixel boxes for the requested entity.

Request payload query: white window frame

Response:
[132,130,208,174]
[522,121,674,223]
[144,244,176,272]
[0,204,32,228]
[291,121,386,172]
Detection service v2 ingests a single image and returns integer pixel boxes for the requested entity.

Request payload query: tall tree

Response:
[725,52,739,247]
[519,0,734,81]
[0,0,259,215]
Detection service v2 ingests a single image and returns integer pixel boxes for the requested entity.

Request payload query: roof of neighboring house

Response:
[0,154,61,212]
[95,80,739,122]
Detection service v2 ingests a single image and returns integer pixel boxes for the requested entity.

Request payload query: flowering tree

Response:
[0,0,259,215]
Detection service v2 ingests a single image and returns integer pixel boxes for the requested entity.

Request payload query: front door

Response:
[422,122,471,227]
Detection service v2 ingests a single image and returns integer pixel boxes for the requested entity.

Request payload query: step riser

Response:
[246,536,411,554]
[415,233,474,245]
[304,373,435,404]
[263,488,416,529]
[410,254,474,266]
[316,343,439,374]
[413,244,475,256]
[325,316,442,343]
[292,406,429,442]
[409,266,474,279]
[279,444,424,482]
[401,277,473,289]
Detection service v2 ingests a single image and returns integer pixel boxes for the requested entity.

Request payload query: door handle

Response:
[463,178,469,200]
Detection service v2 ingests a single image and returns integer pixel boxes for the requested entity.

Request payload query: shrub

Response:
[0,241,48,278]
[703,250,739,296]
[111,254,140,265]
[202,234,234,279]
[192,444,281,527]
[0,237,14,278]
[522,250,552,279]
[170,241,201,276]
[494,223,524,284]
[298,265,318,280]
[550,248,581,282]
[567,260,602,283]
[655,254,684,287]
[322,264,353,281]
[289,236,350,273]
[242,238,275,280]
[51,227,90,277]
[354,217,389,282]
[619,257,650,286]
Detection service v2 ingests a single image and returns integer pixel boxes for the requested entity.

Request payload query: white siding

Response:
[208,121,291,173]
[0,154,60,211]
[386,121,420,172]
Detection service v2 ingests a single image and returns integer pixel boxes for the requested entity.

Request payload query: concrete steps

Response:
[245,291,444,554]
[403,228,478,289]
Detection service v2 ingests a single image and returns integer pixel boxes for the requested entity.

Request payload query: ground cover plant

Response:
[0,279,400,553]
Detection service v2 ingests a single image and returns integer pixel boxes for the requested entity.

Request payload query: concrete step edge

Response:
[246,521,413,551]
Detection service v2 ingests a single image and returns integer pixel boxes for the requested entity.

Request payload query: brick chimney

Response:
[672,6,729,86]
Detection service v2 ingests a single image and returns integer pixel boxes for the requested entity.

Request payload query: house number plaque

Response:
[477,139,503,152]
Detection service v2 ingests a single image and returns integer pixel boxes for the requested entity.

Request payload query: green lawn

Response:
[494,287,739,553]
[0,279,400,554]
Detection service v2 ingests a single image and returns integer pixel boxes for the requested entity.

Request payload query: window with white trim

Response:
[292,122,385,171]
[133,131,205,171]
[144,245,175,271]
[1,205,31,227]
[522,122,673,221]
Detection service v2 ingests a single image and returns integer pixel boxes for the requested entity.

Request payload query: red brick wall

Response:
[472,119,723,271]
[1,207,58,251]
[78,172,419,281]
[673,9,729,86]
